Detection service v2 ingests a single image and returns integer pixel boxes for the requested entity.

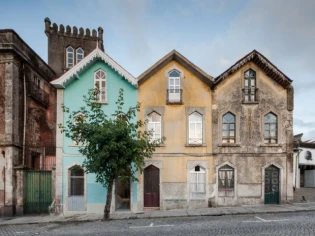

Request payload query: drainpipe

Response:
[22,63,27,166]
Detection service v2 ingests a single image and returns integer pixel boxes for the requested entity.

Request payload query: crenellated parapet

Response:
[44,17,103,42]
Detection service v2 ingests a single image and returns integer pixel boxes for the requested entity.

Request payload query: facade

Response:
[137,49,294,210]
[293,134,315,188]
[137,50,214,210]
[0,29,56,216]
[212,50,294,205]
[51,48,138,214]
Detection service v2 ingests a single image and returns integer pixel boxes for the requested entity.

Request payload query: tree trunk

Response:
[104,180,114,221]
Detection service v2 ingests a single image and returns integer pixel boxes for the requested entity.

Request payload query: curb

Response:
[0,208,315,226]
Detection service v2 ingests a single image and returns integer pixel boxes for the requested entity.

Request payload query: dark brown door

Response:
[144,165,160,207]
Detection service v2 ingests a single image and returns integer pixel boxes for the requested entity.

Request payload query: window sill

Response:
[155,143,165,147]
[217,143,240,147]
[242,101,259,104]
[68,143,86,147]
[166,102,183,105]
[260,144,281,147]
[92,101,108,105]
[185,143,206,147]
[218,189,234,191]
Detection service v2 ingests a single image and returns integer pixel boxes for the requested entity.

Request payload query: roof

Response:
[51,48,137,88]
[0,29,56,81]
[214,50,292,88]
[138,50,213,87]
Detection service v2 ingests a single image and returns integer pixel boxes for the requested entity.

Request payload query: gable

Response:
[214,50,292,88]
[51,48,137,88]
[138,50,213,87]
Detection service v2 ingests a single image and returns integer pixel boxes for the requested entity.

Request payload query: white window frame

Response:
[66,46,74,68]
[147,111,161,143]
[168,69,181,103]
[188,112,203,144]
[190,166,206,193]
[76,47,84,64]
[94,69,107,103]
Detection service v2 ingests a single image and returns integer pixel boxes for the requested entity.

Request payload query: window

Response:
[264,112,277,144]
[147,112,161,142]
[189,112,202,144]
[190,166,205,193]
[115,113,128,123]
[76,48,84,64]
[94,70,106,103]
[34,75,41,89]
[167,69,181,103]
[222,112,235,143]
[66,46,74,68]
[74,112,86,125]
[244,69,257,102]
[218,165,234,190]
[70,167,84,196]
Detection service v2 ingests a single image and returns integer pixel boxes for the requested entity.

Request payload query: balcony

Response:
[166,89,183,104]
[242,88,259,104]
[28,81,49,107]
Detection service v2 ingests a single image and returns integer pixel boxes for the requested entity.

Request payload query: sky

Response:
[1,0,315,140]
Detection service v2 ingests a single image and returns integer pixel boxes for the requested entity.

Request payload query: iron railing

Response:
[166,89,183,104]
[28,81,49,107]
[242,88,258,103]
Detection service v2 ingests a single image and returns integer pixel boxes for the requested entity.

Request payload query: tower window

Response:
[66,46,74,68]
[76,48,84,64]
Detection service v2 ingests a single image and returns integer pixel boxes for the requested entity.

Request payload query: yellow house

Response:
[137,50,214,210]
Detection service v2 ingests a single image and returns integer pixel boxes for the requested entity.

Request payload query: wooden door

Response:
[144,165,160,207]
[264,165,280,204]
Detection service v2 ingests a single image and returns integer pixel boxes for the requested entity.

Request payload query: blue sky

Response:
[1,0,315,140]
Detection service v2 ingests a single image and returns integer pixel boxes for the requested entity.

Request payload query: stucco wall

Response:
[138,59,214,210]
[57,59,138,213]
[212,62,293,206]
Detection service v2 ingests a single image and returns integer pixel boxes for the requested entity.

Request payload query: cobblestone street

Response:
[1,211,315,236]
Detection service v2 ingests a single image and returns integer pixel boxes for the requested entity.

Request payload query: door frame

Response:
[143,162,161,208]
[65,162,87,213]
[115,177,132,211]
[261,163,283,204]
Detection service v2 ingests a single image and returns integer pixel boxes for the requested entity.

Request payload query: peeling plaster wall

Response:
[212,62,294,206]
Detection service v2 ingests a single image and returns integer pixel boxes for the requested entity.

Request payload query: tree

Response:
[59,88,159,220]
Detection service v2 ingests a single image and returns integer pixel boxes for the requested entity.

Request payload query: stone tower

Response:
[44,17,104,76]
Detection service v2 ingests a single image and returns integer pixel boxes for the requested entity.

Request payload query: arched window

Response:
[218,164,234,190]
[244,69,257,102]
[74,112,85,125]
[66,46,74,68]
[94,70,106,103]
[264,112,277,144]
[190,166,205,193]
[189,112,202,144]
[76,48,84,64]
[168,69,181,103]
[70,166,84,196]
[222,112,235,143]
[115,113,128,123]
[147,112,161,142]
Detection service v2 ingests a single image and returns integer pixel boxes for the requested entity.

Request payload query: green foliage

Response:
[59,88,160,186]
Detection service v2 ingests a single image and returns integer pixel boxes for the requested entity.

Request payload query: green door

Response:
[264,165,280,204]
[25,171,52,214]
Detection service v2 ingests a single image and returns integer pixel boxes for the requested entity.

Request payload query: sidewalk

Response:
[1,202,315,226]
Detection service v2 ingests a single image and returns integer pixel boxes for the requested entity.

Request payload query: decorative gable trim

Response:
[51,48,137,88]
[214,50,292,88]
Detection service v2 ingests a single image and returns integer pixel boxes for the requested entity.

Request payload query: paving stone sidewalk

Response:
[1,202,315,226]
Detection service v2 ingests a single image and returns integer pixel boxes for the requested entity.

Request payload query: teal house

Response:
[51,48,138,214]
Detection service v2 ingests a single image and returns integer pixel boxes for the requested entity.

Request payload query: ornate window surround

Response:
[217,108,240,147]
[260,108,282,146]
[145,107,165,146]
[240,64,260,104]
[94,69,107,104]
[185,107,206,147]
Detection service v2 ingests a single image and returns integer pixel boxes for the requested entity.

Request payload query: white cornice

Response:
[51,48,137,88]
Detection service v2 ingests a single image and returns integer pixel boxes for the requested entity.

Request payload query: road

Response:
[1,211,315,236]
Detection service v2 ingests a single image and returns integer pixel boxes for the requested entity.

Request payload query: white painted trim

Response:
[51,48,137,88]
[64,163,87,213]
[66,46,74,68]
